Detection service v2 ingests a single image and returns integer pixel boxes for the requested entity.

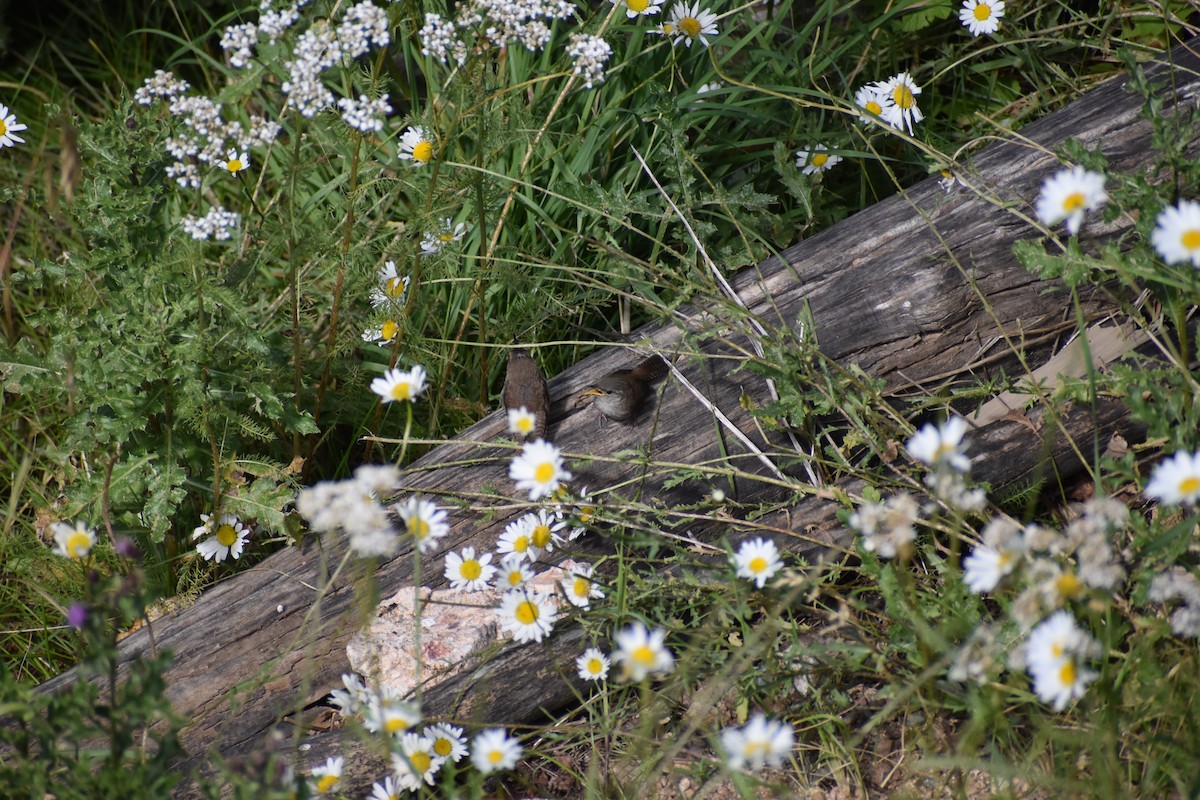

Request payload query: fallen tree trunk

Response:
[39,37,1200,797]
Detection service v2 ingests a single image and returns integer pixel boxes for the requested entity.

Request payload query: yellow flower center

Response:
[531,524,552,548]
[380,320,399,342]
[217,523,238,547]
[1179,475,1200,495]
[1055,572,1082,600]
[865,99,882,115]
[1062,192,1087,213]
[461,559,482,581]
[579,504,595,523]
[811,153,829,167]
[391,381,414,401]
[632,644,656,667]
[1059,659,1076,686]
[516,415,534,433]
[67,532,92,559]
[226,158,243,173]
[749,556,767,574]
[0,120,7,135]
[973,3,992,20]
[410,751,432,773]
[513,534,530,553]
[413,140,433,163]
[316,774,339,793]
[892,84,915,109]
[488,749,504,765]
[433,737,453,757]
[573,577,590,597]
[534,462,555,484]
[386,715,410,734]
[516,600,539,625]
[386,276,406,297]
[409,517,430,539]
[507,570,523,587]
[1181,229,1200,251]
[627,0,650,10]
[587,657,603,674]
[678,15,702,38]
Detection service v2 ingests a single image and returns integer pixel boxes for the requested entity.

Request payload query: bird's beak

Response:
[580,387,606,398]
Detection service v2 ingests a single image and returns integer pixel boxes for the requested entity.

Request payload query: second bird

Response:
[582,354,669,423]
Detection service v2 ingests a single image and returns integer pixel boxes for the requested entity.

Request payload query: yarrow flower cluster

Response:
[566,34,613,89]
[296,464,402,557]
[853,72,924,135]
[850,492,921,559]
[1035,166,1108,236]
[338,93,393,133]
[280,2,391,117]
[418,0,574,65]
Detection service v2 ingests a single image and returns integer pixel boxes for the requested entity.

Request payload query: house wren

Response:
[502,348,550,440]
[581,354,669,422]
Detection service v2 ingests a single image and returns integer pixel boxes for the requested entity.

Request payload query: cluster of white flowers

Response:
[220,22,260,68]
[907,416,987,512]
[132,69,190,105]
[849,492,921,559]
[181,206,242,241]
[324,671,520,791]
[417,0,574,66]
[295,463,402,557]
[566,34,613,89]
[1148,567,1200,638]
[853,72,924,135]
[279,2,390,118]
[337,93,393,133]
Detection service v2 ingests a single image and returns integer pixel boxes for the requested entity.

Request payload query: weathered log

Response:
[38,37,1200,797]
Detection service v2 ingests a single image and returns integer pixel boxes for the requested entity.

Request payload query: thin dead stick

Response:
[631,146,820,485]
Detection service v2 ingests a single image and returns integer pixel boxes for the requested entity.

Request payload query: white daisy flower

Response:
[50,520,96,560]
[470,728,523,774]
[794,145,842,175]
[552,485,595,542]
[328,672,369,716]
[370,776,401,800]
[310,756,343,795]
[498,552,534,590]
[391,732,444,791]
[962,518,1025,593]
[509,439,573,500]
[719,712,795,771]
[878,72,923,135]
[613,621,675,681]
[498,590,558,643]
[1022,610,1101,711]
[732,537,783,588]
[396,495,450,553]
[853,83,890,124]
[1144,450,1200,505]
[193,512,249,562]
[370,364,427,403]
[444,547,495,591]
[497,514,536,561]
[576,647,611,681]
[398,125,434,166]
[611,0,666,17]
[907,416,971,472]
[562,562,605,608]
[507,406,539,437]
[657,1,718,47]
[217,148,249,175]
[419,218,467,255]
[959,0,1004,36]
[1150,199,1200,267]
[1035,166,1108,236]
[364,697,422,736]
[361,320,400,346]
[370,260,410,307]
[424,723,469,762]
[0,103,28,148]
[526,509,557,557]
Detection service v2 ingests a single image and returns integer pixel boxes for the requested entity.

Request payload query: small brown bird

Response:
[502,348,550,440]
[581,354,669,423]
